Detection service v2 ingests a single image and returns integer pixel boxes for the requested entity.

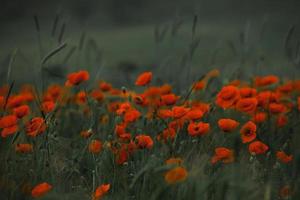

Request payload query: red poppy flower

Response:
[135,135,153,149]
[90,89,104,102]
[185,109,204,121]
[211,147,234,164]
[269,103,287,114]
[7,95,27,109]
[248,141,269,155]
[26,117,46,137]
[187,121,210,136]
[0,115,19,137]
[99,81,112,92]
[235,97,258,114]
[239,87,257,98]
[13,105,30,118]
[251,112,267,123]
[215,86,240,109]
[218,118,239,132]
[254,75,279,87]
[75,91,87,104]
[124,109,141,123]
[89,139,102,154]
[93,184,110,200]
[161,127,176,141]
[42,101,55,114]
[161,93,178,106]
[157,109,173,119]
[1,125,19,138]
[135,71,152,86]
[65,70,89,86]
[172,106,190,119]
[276,115,288,127]
[276,151,293,163]
[0,115,18,128]
[240,121,257,143]
[164,166,188,184]
[31,182,52,198]
[15,143,33,153]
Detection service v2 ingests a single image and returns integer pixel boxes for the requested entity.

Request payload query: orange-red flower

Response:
[276,115,288,127]
[99,81,112,92]
[80,129,93,138]
[235,97,258,114]
[276,151,293,163]
[161,94,178,106]
[248,141,269,155]
[1,125,18,138]
[26,117,46,137]
[93,184,110,200]
[215,85,240,109]
[90,89,104,102]
[157,109,173,119]
[43,84,62,102]
[211,147,234,164]
[172,106,190,119]
[42,101,55,114]
[240,121,257,143]
[0,115,19,137]
[165,157,183,165]
[13,105,30,118]
[185,109,204,121]
[135,135,153,149]
[254,75,279,87]
[75,91,87,104]
[124,109,141,123]
[251,112,267,123]
[133,94,148,106]
[193,80,206,91]
[0,115,18,128]
[218,118,239,132]
[31,182,52,198]
[89,139,102,154]
[7,95,27,109]
[187,121,210,136]
[135,71,152,86]
[160,127,176,141]
[269,103,287,114]
[65,70,90,86]
[164,166,188,184]
[15,143,33,153]
[297,96,300,111]
[239,87,257,98]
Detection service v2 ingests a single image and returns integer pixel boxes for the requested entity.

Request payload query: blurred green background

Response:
[0,0,300,88]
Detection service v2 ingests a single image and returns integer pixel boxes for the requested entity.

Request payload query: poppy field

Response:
[0,66,300,200]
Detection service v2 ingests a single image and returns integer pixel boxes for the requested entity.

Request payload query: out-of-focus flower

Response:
[135,71,152,86]
[135,135,153,149]
[211,147,234,164]
[15,143,33,153]
[248,141,269,155]
[93,184,110,200]
[164,166,188,184]
[89,140,102,154]
[218,118,239,132]
[276,151,293,163]
[65,70,89,86]
[31,182,52,198]
[26,117,46,137]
